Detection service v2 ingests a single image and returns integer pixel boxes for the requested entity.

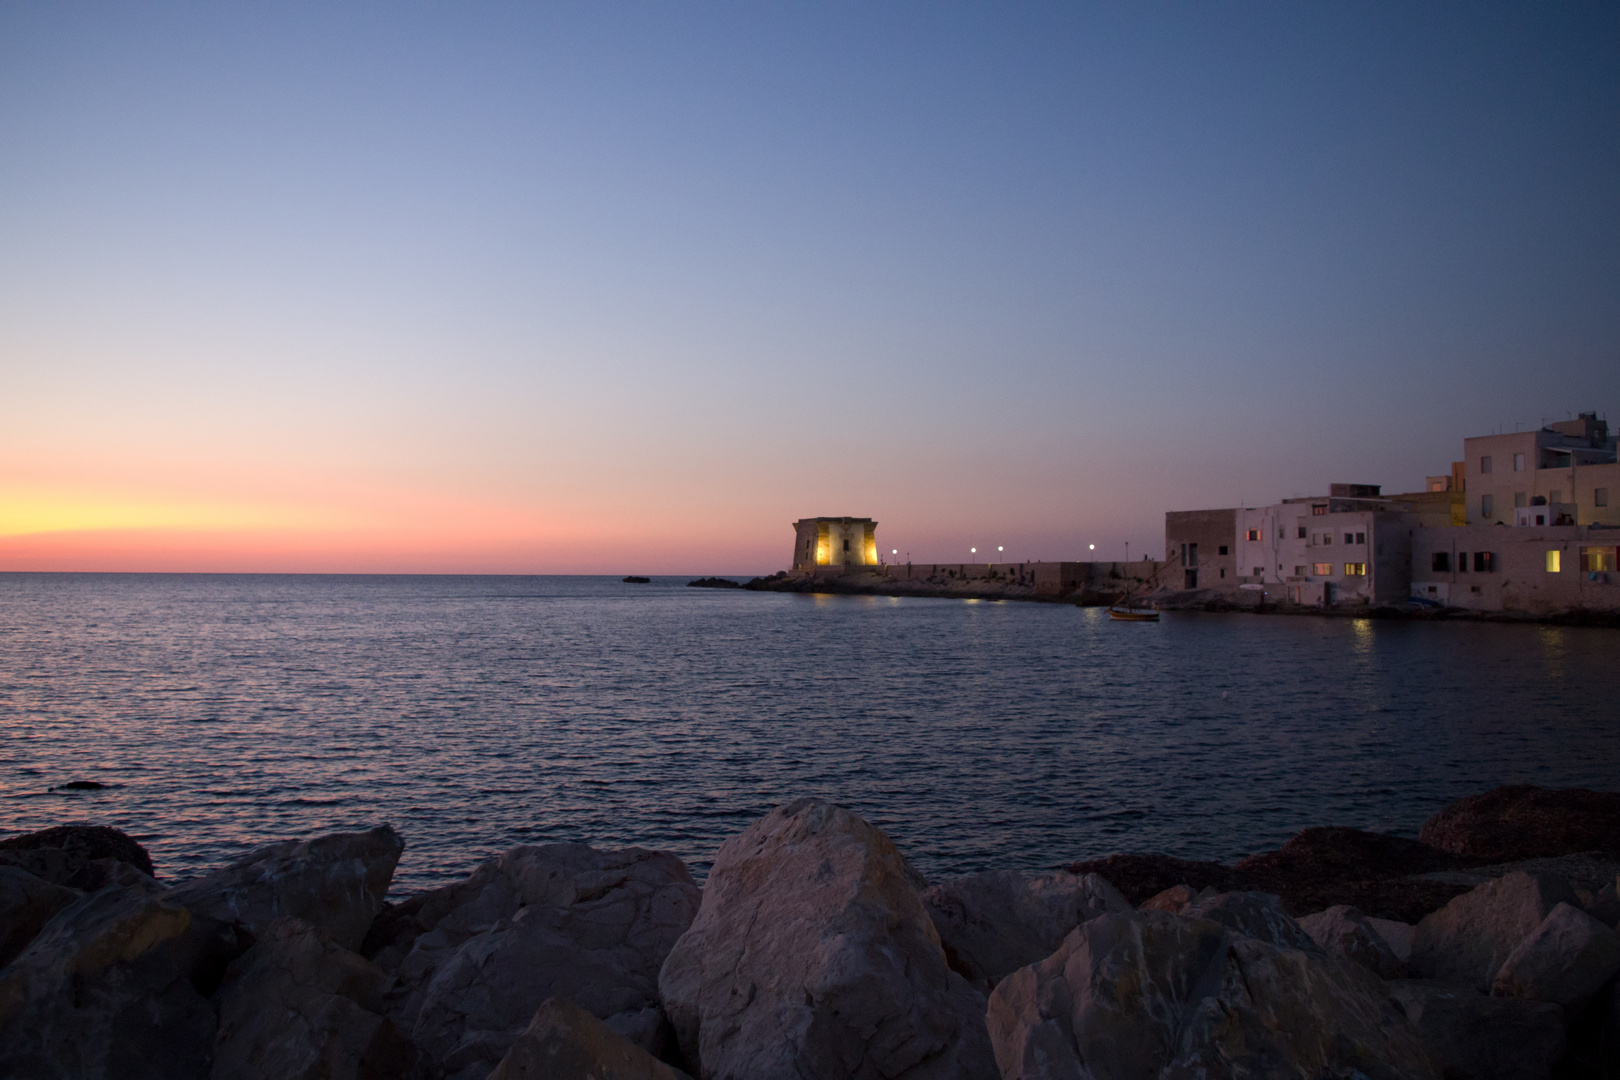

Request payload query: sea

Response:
[2,572,1616,895]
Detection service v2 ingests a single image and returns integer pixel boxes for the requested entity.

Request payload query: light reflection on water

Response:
[1,572,1617,895]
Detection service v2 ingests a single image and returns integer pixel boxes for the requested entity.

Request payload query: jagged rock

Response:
[0,864,78,969]
[394,844,699,1080]
[1388,979,1566,1080]
[0,881,249,1079]
[488,997,692,1080]
[658,798,996,1080]
[1409,870,1576,990]
[1299,905,1405,977]
[211,917,421,1080]
[1063,853,1238,905]
[1367,916,1415,962]
[1490,900,1620,1009]
[0,824,155,884]
[921,869,1129,992]
[163,825,403,951]
[1579,875,1620,928]
[1419,785,1620,862]
[1180,890,1320,952]
[1139,883,1203,913]
[986,910,1435,1080]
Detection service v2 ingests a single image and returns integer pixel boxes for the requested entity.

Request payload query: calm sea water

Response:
[1,573,1616,894]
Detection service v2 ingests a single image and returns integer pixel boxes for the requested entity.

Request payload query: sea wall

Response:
[749,560,1168,603]
[2,786,1617,1078]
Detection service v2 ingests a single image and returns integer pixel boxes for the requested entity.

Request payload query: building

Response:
[1163,509,1237,591]
[1463,413,1619,527]
[791,517,879,571]
[1410,522,1620,615]
[1234,486,1417,606]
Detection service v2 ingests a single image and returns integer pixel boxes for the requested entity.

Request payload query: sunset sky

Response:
[3,3,1617,573]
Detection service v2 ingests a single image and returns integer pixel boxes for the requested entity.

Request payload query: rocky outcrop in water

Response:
[1419,784,1620,862]
[2,786,1618,1079]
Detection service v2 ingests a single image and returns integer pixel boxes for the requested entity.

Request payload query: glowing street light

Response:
[1088,544,1095,552]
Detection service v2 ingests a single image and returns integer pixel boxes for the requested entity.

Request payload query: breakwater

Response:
[746,559,1165,603]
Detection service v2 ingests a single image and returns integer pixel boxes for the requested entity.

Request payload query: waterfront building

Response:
[1410,522,1619,614]
[1463,413,1619,527]
[792,517,879,571]
[1163,509,1237,591]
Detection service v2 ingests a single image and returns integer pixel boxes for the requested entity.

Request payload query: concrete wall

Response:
[1410,523,1620,613]
[868,560,1163,595]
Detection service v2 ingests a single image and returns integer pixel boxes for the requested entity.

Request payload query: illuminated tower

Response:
[792,517,879,570]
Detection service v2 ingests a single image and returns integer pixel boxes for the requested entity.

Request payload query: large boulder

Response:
[392,843,699,1080]
[1419,785,1620,862]
[0,824,155,885]
[986,910,1435,1080]
[1388,979,1566,1080]
[658,798,996,1080]
[1299,905,1405,978]
[210,917,420,1080]
[488,997,692,1080]
[1490,900,1620,1009]
[1180,890,1320,952]
[1409,870,1577,990]
[0,864,79,968]
[163,825,403,951]
[1062,853,1238,905]
[0,881,248,1079]
[921,869,1129,992]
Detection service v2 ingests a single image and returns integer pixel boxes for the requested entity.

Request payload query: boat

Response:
[1108,605,1160,621]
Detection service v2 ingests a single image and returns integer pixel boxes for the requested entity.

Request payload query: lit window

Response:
[1247,529,1260,541]
[1581,547,1617,572]
[1480,455,1492,474]
[1312,505,1326,516]
[1344,563,1367,576]
[1546,550,1561,573]
[1514,453,1525,472]
[1481,494,1494,518]
[1596,488,1609,508]
[1313,562,1333,576]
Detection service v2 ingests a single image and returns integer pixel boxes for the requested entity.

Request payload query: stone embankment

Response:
[2,785,1618,1079]
[744,567,1158,605]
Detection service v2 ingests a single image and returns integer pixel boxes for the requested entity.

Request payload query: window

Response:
[1313,562,1333,576]
[1474,551,1494,572]
[1312,505,1327,516]
[1480,455,1492,474]
[1535,514,1546,526]
[1217,545,1229,556]
[1343,533,1354,544]
[1481,494,1494,518]
[1253,567,1264,577]
[1219,569,1225,578]
[1344,563,1367,576]
[1355,532,1365,544]
[1247,528,1261,541]
[1184,569,1198,589]
[1431,552,1450,572]
[1188,543,1198,566]
[1294,566,1306,576]
[1597,488,1610,508]
[1546,550,1561,573]
[1297,527,1306,539]
[1513,453,1525,472]
[1457,552,1468,573]
[1322,533,1332,545]
[1582,547,1618,572]
[843,539,850,551]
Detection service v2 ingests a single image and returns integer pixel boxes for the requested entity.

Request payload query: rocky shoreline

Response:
[1,785,1617,1079]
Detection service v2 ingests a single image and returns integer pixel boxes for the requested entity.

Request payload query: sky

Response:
[2,3,1617,574]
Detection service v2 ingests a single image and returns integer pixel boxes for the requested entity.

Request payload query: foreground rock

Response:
[1299,904,1405,977]
[1490,900,1620,1009]
[0,882,247,1079]
[0,823,155,884]
[163,824,403,951]
[0,864,79,968]
[373,843,699,1080]
[211,917,421,1080]
[1389,979,1566,1080]
[986,909,1436,1080]
[1409,870,1576,990]
[921,869,1128,993]
[488,997,691,1080]
[1419,784,1620,862]
[1180,889,1321,951]
[659,798,996,1080]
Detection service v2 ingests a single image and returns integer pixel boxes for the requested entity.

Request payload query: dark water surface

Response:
[1,573,1615,894]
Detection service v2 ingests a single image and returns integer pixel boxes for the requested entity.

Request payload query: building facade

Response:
[1463,413,1619,528]
[1163,509,1237,591]
[1410,523,1620,614]
[792,517,879,571]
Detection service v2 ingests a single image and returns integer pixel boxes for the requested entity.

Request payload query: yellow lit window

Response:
[1343,563,1366,576]
[1313,562,1333,576]
[1581,547,1617,572]
[1246,528,1261,541]
[1545,550,1561,573]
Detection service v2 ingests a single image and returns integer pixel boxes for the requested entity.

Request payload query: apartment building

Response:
[1464,413,1619,527]
[1410,522,1619,615]
[1234,486,1417,606]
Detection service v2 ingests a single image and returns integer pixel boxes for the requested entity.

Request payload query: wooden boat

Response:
[1108,605,1160,621]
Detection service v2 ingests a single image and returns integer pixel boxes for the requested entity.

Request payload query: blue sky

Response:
[2,3,1616,570]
